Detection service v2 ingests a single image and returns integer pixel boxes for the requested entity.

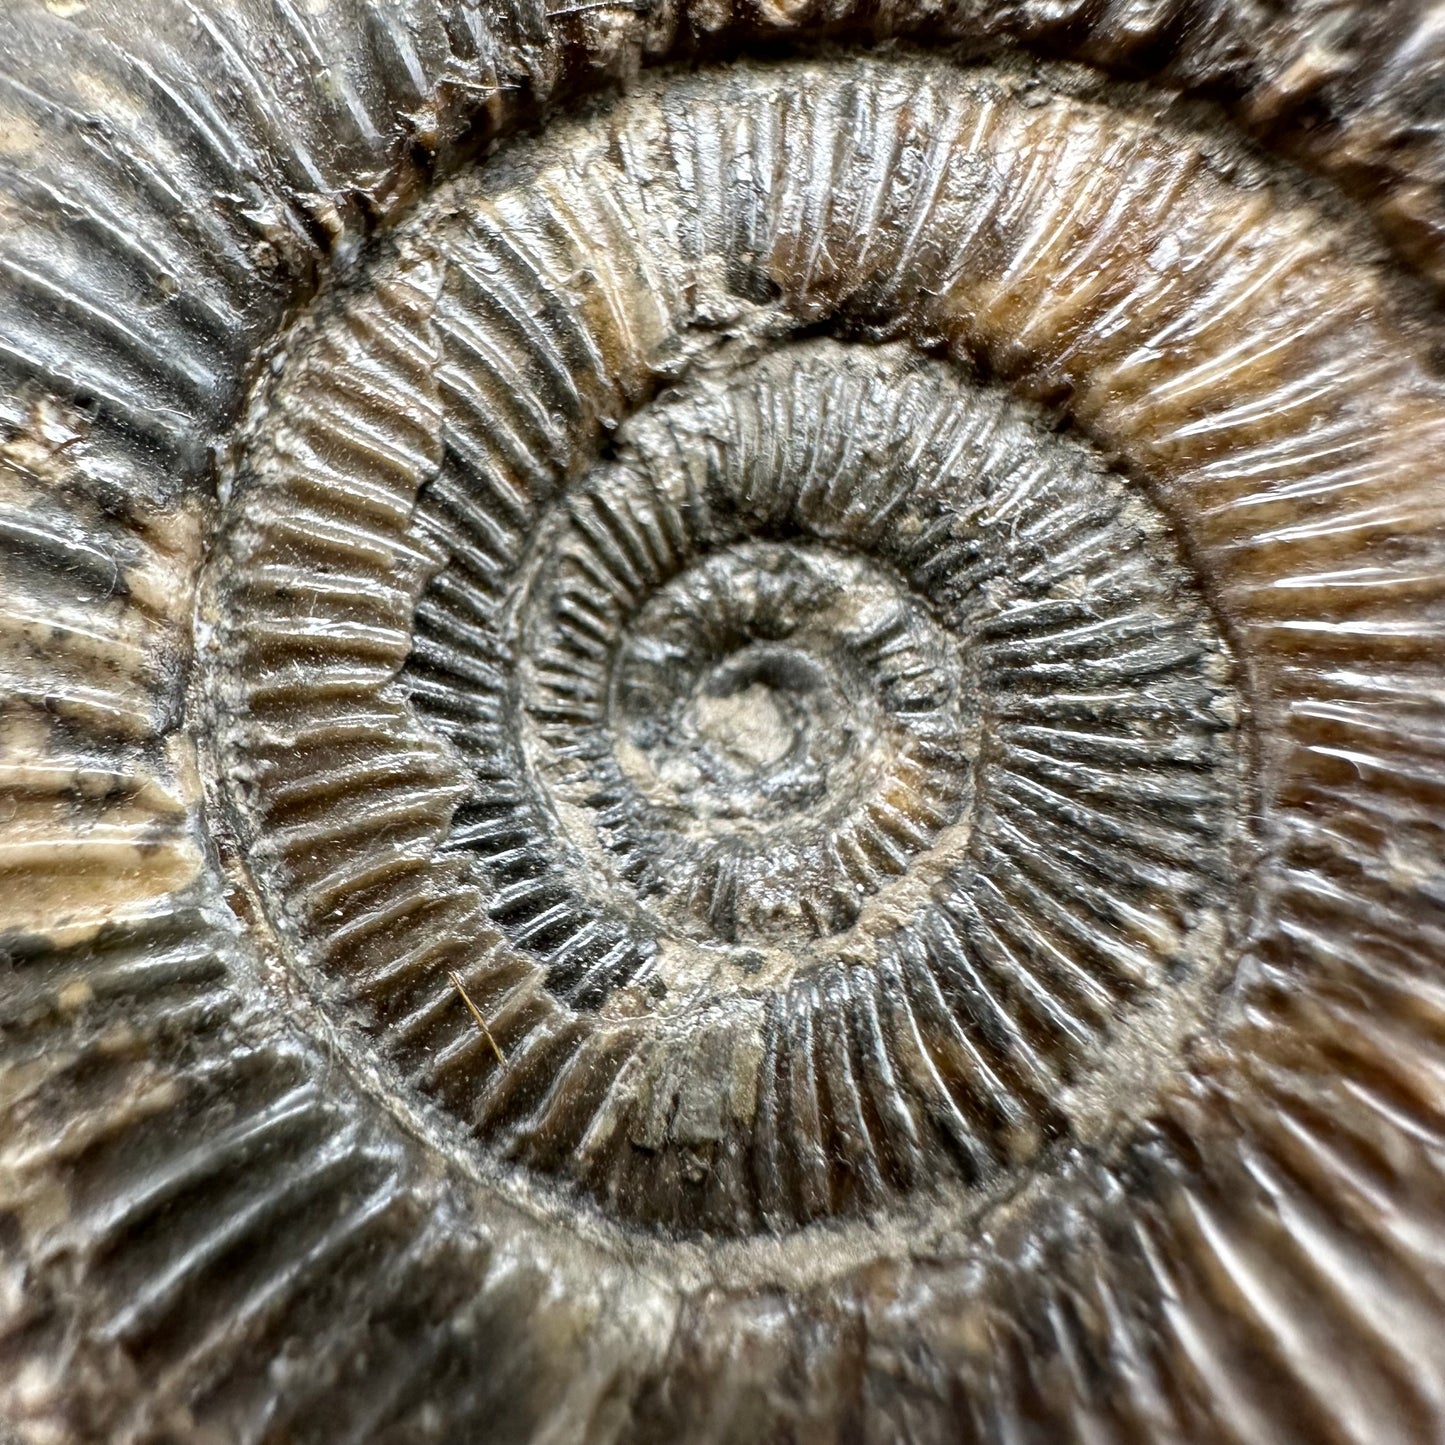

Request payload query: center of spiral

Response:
[690,664,808,776]
[609,541,964,841]
[527,534,977,951]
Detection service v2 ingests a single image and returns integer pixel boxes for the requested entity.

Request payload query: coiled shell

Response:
[2,4,1445,1443]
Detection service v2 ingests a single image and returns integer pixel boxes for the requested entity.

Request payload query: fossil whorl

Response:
[3,2,1445,1443]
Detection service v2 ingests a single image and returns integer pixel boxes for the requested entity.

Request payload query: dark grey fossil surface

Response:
[3,2,1445,1442]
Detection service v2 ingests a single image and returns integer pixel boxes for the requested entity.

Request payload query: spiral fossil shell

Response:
[4,0,1445,1440]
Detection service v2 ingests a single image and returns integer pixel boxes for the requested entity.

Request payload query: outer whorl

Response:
[3,5,1445,1445]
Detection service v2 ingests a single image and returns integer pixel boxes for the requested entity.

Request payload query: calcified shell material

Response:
[3,3,1445,1444]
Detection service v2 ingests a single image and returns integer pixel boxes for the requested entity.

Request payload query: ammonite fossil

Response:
[3,1,1445,1441]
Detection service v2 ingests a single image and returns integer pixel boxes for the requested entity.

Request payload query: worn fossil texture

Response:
[4,2,1445,1443]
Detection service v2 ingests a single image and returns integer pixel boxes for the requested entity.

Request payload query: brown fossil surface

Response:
[2,2,1445,1443]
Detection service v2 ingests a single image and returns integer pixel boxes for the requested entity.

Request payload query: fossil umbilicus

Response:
[3,2,1445,1442]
